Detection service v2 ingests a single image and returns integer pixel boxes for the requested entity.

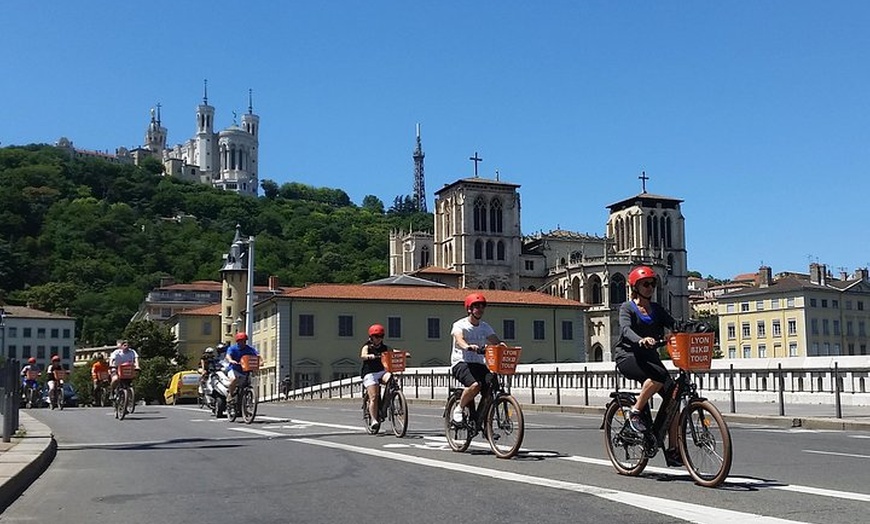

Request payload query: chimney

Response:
[810,263,823,285]
[856,267,869,282]
[268,275,279,292]
[839,271,849,281]
[757,266,772,288]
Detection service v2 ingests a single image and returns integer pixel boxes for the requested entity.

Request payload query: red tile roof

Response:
[280,284,584,308]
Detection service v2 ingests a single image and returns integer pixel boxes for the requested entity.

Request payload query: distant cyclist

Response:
[91,353,111,400]
[449,292,506,425]
[45,355,68,407]
[614,265,681,467]
[360,324,390,432]
[224,332,259,404]
[109,339,140,394]
[20,357,41,388]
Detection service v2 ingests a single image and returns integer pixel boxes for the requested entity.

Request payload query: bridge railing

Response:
[284,357,870,419]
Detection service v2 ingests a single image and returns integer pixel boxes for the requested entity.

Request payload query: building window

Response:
[726,304,734,313]
[474,240,483,260]
[727,324,736,340]
[741,322,750,338]
[787,319,796,336]
[756,300,764,311]
[787,297,795,307]
[37,328,46,339]
[742,345,751,359]
[524,260,534,271]
[789,343,798,357]
[757,321,766,337]
[832,299,838,308]
[503,319,516,340]
[822,319,830,336]
[821,299,828,308]
[846,300,852,310]
[203,321,212,336]
[833,320,841,336]
[846,321,854,336]
[758,344,767,358]
[485,240,494,260]
[772,298,780,309]
[811,318,819,335]
[859,301,865,311]
[388,317,401,339]
[7,327,16,338]
[741,302,749,312]
[338,315,354,337]
[37,346,46,359]
[860,321,866,337]
[62,328,71,338]
[810,342,819,356]
[427,318,440,339]
[22,345,31,358]
[809,298,817,307]
[728,346,736,359]
[772,319,781,337]
[497,241,505,261]
[561,320,573,340]
[298,314,314,337]
[50,328,59,338]
[533,320,545,340]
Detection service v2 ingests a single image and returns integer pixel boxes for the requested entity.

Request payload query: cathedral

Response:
[390,155,690,361]
[135,82,260,196]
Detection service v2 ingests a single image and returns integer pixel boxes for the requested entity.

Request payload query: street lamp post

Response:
[0,307,6,362]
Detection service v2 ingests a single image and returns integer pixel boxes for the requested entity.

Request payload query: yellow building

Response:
[248,283,586,397]
[717,264,870,359]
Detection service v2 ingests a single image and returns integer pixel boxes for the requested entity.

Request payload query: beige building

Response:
[717,264,870,359]
[248,283,586,397]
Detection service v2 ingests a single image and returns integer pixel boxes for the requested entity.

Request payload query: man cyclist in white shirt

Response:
[109,339,140,394]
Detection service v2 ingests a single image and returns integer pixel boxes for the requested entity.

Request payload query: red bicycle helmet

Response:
[235,332,248,342]
[51,355,60,362]
[464,292,487,310]
[28,357,36,364]
[368,324,385,337]
[628,266,657,287]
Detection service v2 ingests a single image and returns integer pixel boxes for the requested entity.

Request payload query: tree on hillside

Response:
[362,195,385,214]
[388,195,417,216]
[122,320,179,361]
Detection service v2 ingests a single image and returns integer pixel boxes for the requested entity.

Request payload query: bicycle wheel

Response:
[117,389,129,420]
[388,390,409,438]
[443,395,472,452]
[129,387,136,413]
[486,395,524,459]
[603,397,649,476]
[242,388,257,424]
[58,388,65,410]
[229,394,238,422]
[678,400,733,487]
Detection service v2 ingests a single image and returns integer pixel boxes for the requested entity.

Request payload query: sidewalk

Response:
[0,412,56,513]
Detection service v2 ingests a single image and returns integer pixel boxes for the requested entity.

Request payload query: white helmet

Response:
[205,347,215,354]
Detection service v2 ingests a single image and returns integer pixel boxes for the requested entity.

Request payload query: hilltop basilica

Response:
[56,81,260,196]
[390,158,690,361]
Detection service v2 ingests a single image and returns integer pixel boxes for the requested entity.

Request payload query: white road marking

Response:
[802,449,870,460]
[293,438,808,524]
[228,427,285,437]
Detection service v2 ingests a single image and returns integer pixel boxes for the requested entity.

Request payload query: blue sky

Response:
[3,2,869,280]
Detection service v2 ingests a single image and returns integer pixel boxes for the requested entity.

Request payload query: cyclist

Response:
[91,353,111,401]
[45,355,68,407]
[449,292,506,425]
[109,339,140,394]
[614,265,681,466]
[360,324,391,432]
[20,357,40,385]
[280,374,292,400]
[224,332,259,404]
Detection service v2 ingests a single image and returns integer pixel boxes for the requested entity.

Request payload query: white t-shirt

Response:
[450,317,496,367]
[110,348,138,367]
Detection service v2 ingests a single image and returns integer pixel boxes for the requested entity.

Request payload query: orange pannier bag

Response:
[667,332,715,371]
[117,363,136,379]
[96,370,110,382]
[26,370,40,380]
[52,369,68,381]
[484,346,522,375]
[241,355,260,372]
[380,350,406,373]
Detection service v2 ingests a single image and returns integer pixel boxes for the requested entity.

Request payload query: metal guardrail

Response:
[284,362,870,419]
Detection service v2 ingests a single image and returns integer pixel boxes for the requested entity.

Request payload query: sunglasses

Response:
[640,281,657,288]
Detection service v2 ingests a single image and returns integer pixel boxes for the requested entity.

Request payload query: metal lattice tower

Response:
[413,123,427,212]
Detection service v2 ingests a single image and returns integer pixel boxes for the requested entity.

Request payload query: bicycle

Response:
[114,363,137,420]
[228,355,258,424]
[49,369,67,410]
[361,350,409,438]
[93,370,111,407]
[602,331,733,487]
[22,370,41,409]
[443,345,524,459]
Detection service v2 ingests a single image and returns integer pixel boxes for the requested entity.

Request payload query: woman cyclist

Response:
[614,265,682,467]
[360,323,391,432]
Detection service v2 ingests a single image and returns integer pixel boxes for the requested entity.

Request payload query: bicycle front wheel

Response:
[678,400,733,487]
[242,388,257,424]
[603,397,649,476]
[388,390,408,438]
[117,389,129,420]
[486,395,524,459]
[443,395,472,452]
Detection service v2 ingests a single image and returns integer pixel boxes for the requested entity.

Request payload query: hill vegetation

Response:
[0,144,432,346]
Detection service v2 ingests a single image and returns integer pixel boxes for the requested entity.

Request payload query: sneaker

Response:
[664,448,683,467]
[452,406,464,423]
[370,421,380,432]
[628,409,647,433]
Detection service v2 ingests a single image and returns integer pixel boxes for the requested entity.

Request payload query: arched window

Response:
[610,273,627,305]
[474,240,483,260]
[489,198,503,233]
[497,241,505,260]
[474,197,487,232]
[667,253,675,275]
[488,281,496,290]
[666,215,673,248]
[420,245,430,268]
[646,215,654,247]
[485,240,494,260]
[660,216,667,247]
[588,275,603,304]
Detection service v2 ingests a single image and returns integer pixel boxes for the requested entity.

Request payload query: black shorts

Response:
[451,362,492,389]
[616,351,671,387]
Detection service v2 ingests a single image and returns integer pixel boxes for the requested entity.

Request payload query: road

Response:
[1,399,869,523]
